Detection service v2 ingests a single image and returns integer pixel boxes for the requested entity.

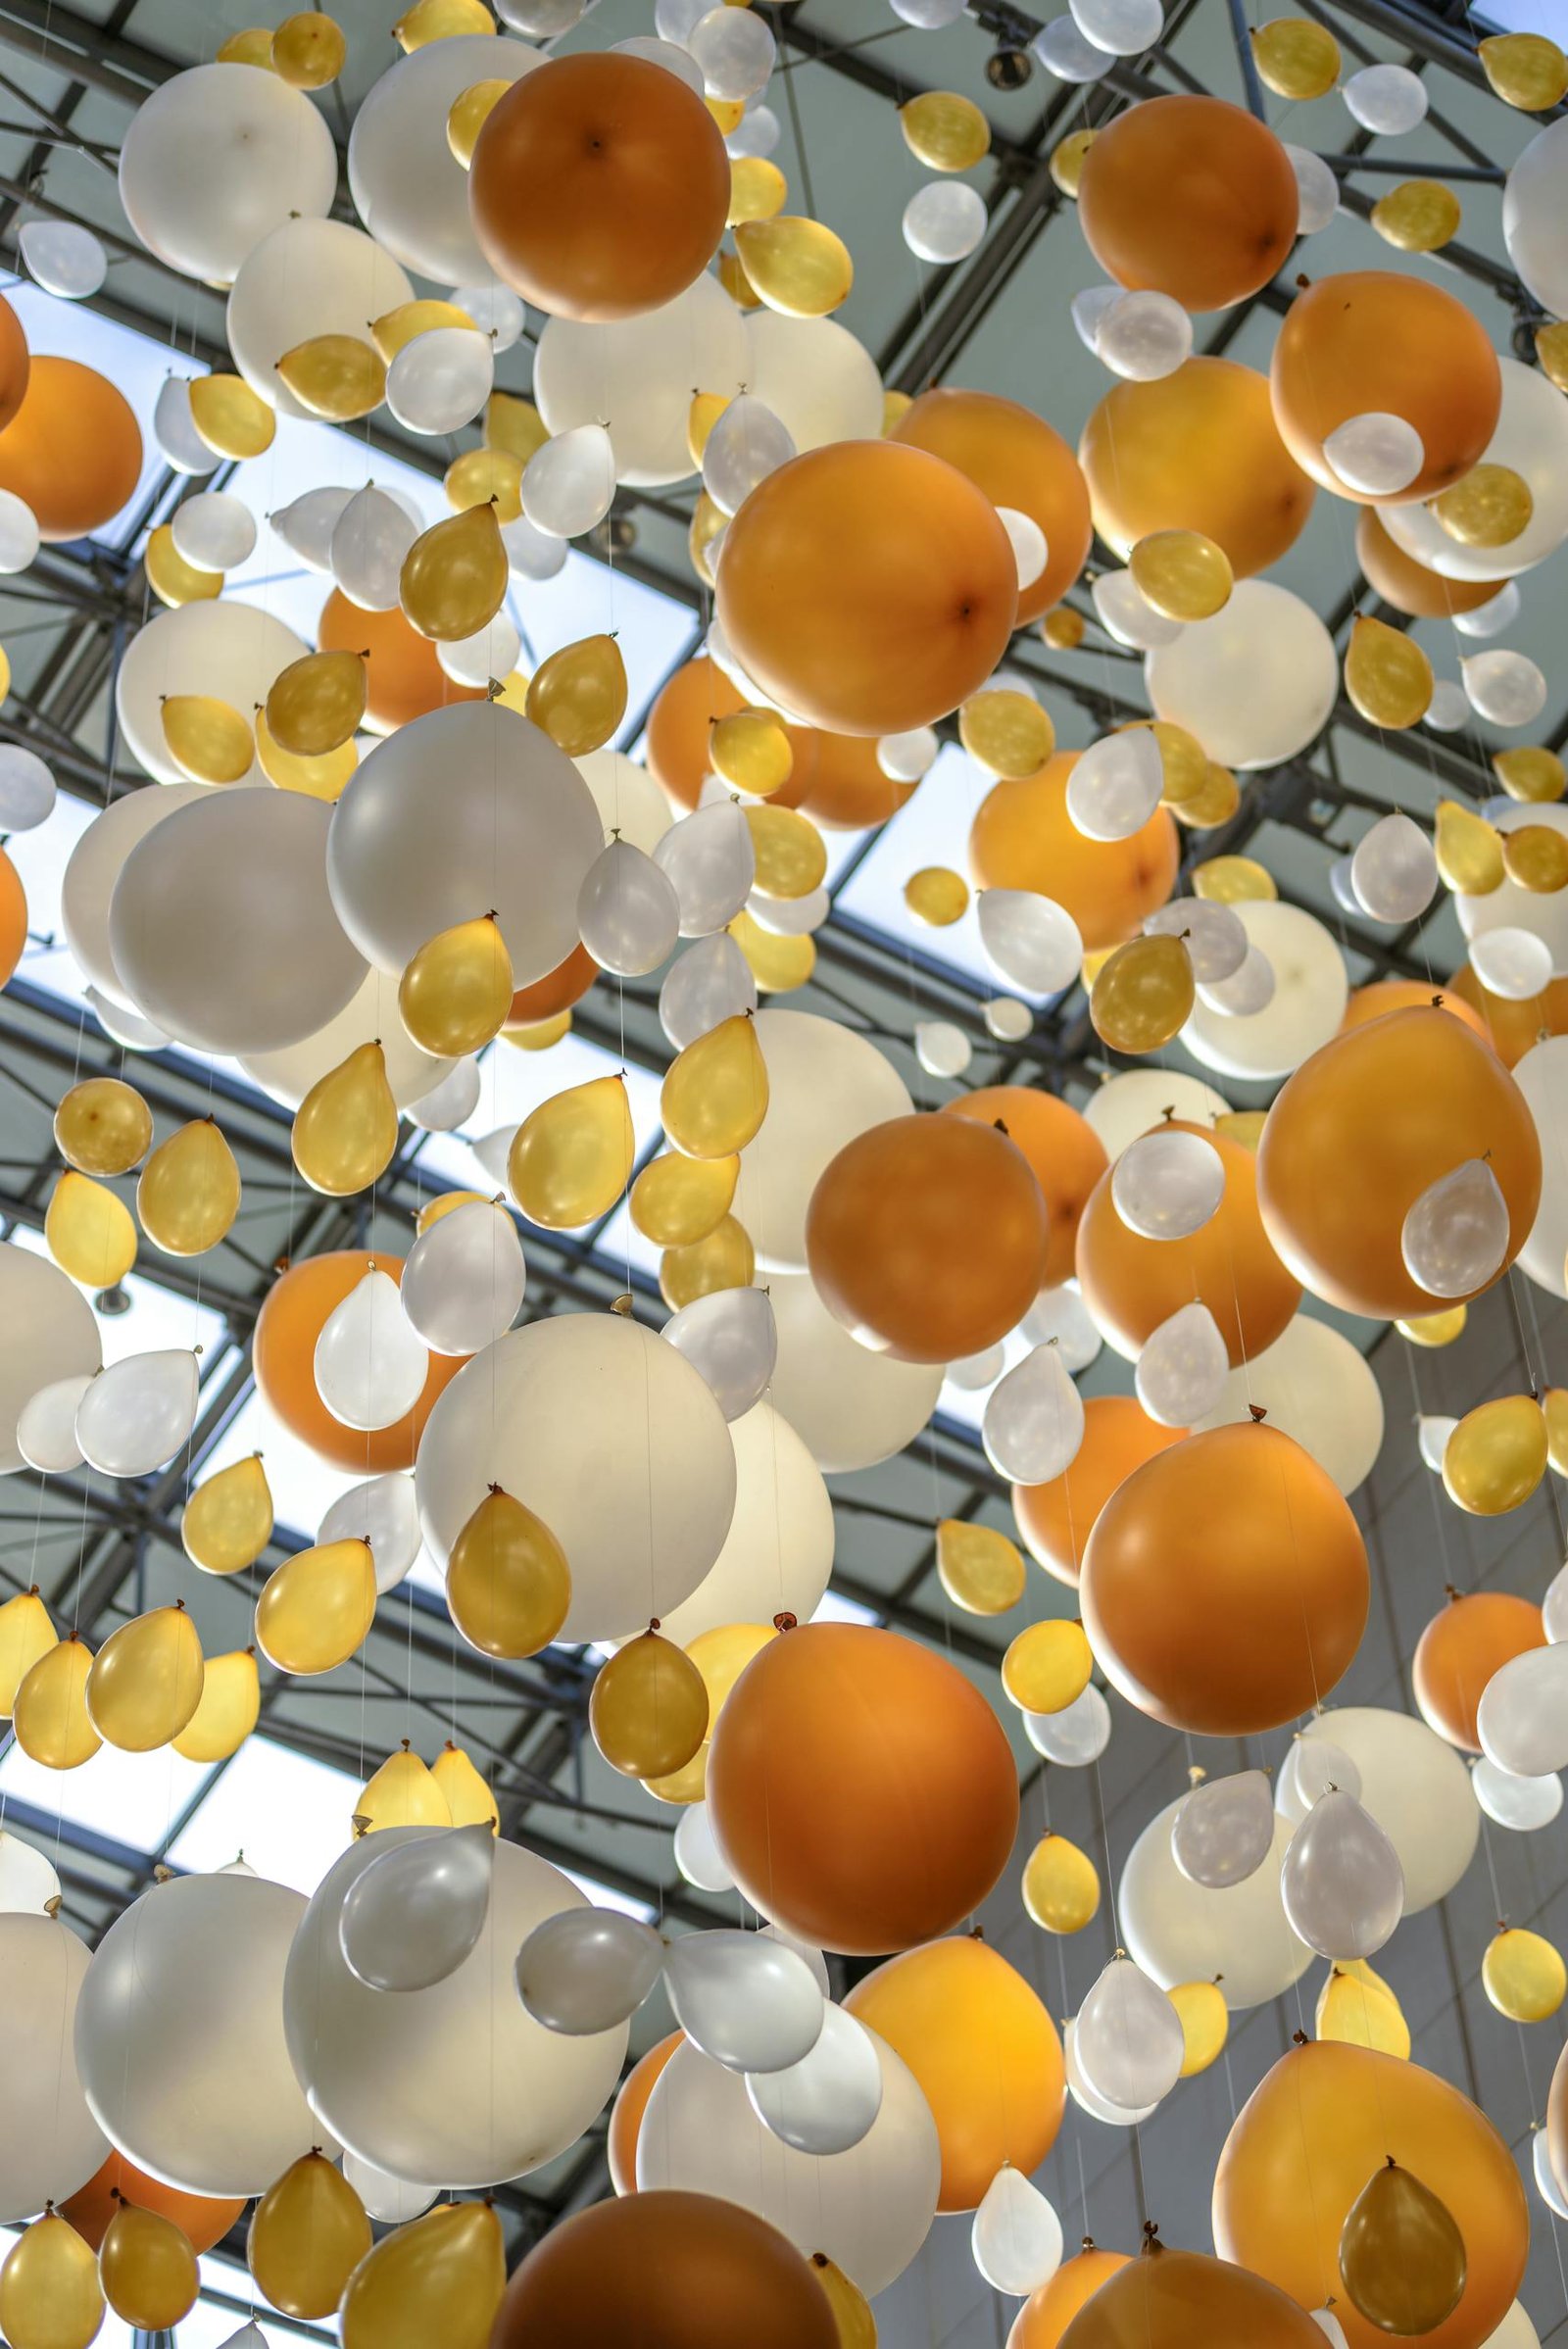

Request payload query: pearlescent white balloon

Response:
[661,932,758,1049]
[1351,811,1438,923]
[1073,284,1121,356]
[1401,1157,1509,1297]
[1546,1556,1568,1640]
[402,1201,526,1357]
[273,483,355,573]
[704,394,797,517]
[1280,1787,1403,1959]
[1454,584,1521,638]
[893,0,966,22]
[1069,0,1160,55]
[1458,808,1568,988]
[1286,143,1338,233]
[1136,1300,1227,1425]
[977,889,1083,995]
[999,505,1049,590]
[331,484,417,612]
[879,727,939,784]
[1170,1769,1275,1888]
[663,1287,777,1423]
[1198,1315,1385,1497]
[733,1010,912,1271]
[0,745,53,831]
[0,1828,61,1915]
[1020,1282,1102,1372]
[1276,1736,1361,1816]
[1182,900,1348,1081]
[1505,116,1568,319]
[1093,566,1184,649]
[502,511,569,581]
[241,967,450,1115]
[983,1342,1085,1483]
[1479,1643,1568,1777]
[0,488,39,575]
[1426,679,1471,731]
[171,490,256,573]
[153,375,219,475]
[1343,62,1428,133]
[514,1908,666,2034]
[985,995,1034,1042]
[1472,1756,1562,1831]
[614,34,705,88]
[1281,1708,1477,1912]
[665,1930,824,2075]
[341,2152,437,2226]
[117,601,308,785]
[316,1268,429,1432]
[17,1372,92,1475]
[438,612,522,690]
[521,423,616,539]
[1033,15,1110,79]
[534,273,750,487]
[904,180,987,265]
[652,1398,831,1648]
[0,1246,100,1476]
[120,62,338,285]
[1074,1956,1183,2110]
[1025,1682,1111,1766]
[1147,581,1337,768]
[746,2001,883,2157]
[749,884,829,937]
[675,1803,736,1894]
[578,837,681,977]
[339,1824,496,1993]
[767,1269,941,1474]
[1083,1069,1229,1161]
[1198,946,1275,1017]
[655,802,756,939]
[319,1474,423,1596]
[577,749,672,856]
[728,103,782,160]
[75,1350,199,1478]
[1123,1798,1309,2008]
[1095,289,1192,381]
[226,217,414,419]
[347,33,539,285]
[1536,2127,1568,2222]
[690,3,775,97]
[1064,2017,1155,2124]
[1383,362,1568,581]
[972,2166,1064,2297]
[1323,412,1424,497]
[1066,727,1163,842]
[1464,649,1547,727]
[1112,1126,1224,1240]
[1470,926,1553,1002]
[1419,1414,1457,1473]
[949,1345,1004,1392]
[915,1020,972,1078]
[387,326,493,436]
[500,0,583,27]
[447,279,525,352]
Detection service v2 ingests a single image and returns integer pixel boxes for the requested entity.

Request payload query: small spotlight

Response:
[94,1284,132,1316]
[986,43,1033,88]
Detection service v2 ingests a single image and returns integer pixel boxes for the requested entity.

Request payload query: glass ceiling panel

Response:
[167,1736,362,1896]
[0,1735,214,1855]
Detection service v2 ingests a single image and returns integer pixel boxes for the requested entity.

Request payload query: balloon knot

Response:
[1248,1403,1269,1423]
[1081,2235,1097,2252]
[648,1618,661,1634]
[773,1611,798,1632]
[1385,2154,1397,2171]
[400,1737,411,1752]
[968,1924,986,1940]
[1161,1103,1176,1121]
[811,2253,829,2269]
[1292,2028,1308,2045]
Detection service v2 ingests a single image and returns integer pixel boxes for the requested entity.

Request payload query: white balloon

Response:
[732,1011,911,1271]
[120,63,337,285]
[1401,1158,1509,1297]
[1073,284,1122,357]
[1453,584,1521,637]
[661,932,758,1049]
[332,484,420,612]
[1198,946,1275,1018]
[690,3,775,98]
[272,483,355,572]
[750,884,829,937]
[1136,1300,1227,1426]
[1426,679,1473,730]
[403,1202,526,1357]
[1464,650,1547,727]
[904,180,987,265]
[1281,1708,1478,1912]
[347,34,539,283]
[74,1350,199,1478]
[746,2002,883,2157]
[1020,1282,1102,1371]
[1280,1787,1403,1959]
[1472,1756,1562,1832]
[1112,1127,1224,1240]
[674,1802,736,1893]
[1470,926,1553,1001]
[0,1829,60,1915]
[341,2151,438,2225]
[1383,362,1568,580]
[1479,1643,1568,1777]
[655,802,757,938]
[1170,1770,1275,1888]
[534,274,749,488]
[878,729,939,785]
[1066,728,1164,842]
[986,995,1033,1042]
[387,326,493,435]
[17,1371,93,1474]
[0,488,39,574]
[316,1268,430,1432]
[656,0,708,39]
[500,0,584,30]
[116,601,308,786]
[1182,901,1348,1081]
[578,837,681,976]
[665,1930,824,2074]
[1147,582,1337,768]
[1122,1800,1308,2009]
[652,1398,832,1647]
[614,34,705,89]
[1419,1414,1457,1473]
[983,1343,1085,1483]
[576,749,672,856]
[1070,0,1160,51]
[977,889,1083,995]
[1073,1956,1183,2110]
[1457,807,1568,987]
[1276,1737,1361,1816]
[704,395,797,516]
[767,1270,940,1473]
[0,1915,106,2220]
[1343,62,1428,133]
[154,375,220,475]
[1323,412,1424,497]
[1286,141,1340,233]
[1198,1315,1385,1497]
[0,1246,100,1475]
[1536,2128,1568,2223]
[915,1020,972,1079]
[515,1907,666,2034]
[448,278,526,352]
[438,612,522,690]
[171,490,256,573]
[1546,1555,1568,1640]
[892,0,966,22]
[999,505,1048,590]
[948,1343,1004,1392]
[319,1474,423,1596]
[1084,1070,1229,1162]
[1092,566,1184,649]
[1033,15,1110,79]
[339,1825,496,1993]
[1095,289,1192,381]
[972,2166,1064,2296]
[241,966,451,1114]
[663,1287,777,1422]
[1505,116,1568,319]
[1024,1683,1111,1766]
[226,217,415,419]
[1351,812,1437,923]
[727,104,782,160]
[521,423,617,539]
[1063,2017,1155,2125]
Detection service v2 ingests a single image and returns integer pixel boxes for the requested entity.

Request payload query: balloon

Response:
[186,370,275,460]
[1144,577,1337,769]
[0,354,137,544]
[591,1630,709,1779]
[1196,1314,1383,1497]
[340,2200,505,2349]
[969,752,1178,954]
[158,690,254,787]
[1279,1787,1403,1960]
[663,1930,823,2076]
[1077,95,1297,309]
[0,1915,107,2220]
[514,1908,665,2034]
[225,216,414,420]
[1011,1395,1181,1587]
[663,1288,776,1423]
[185,1451,277,1575]
[1339,2161,1466,2338]
[1008,2246,1133,2349]
[98,2200,197,2329]
[1282,1708,1477,1913]
[727,1010,911,1272]
[1080,359,1312,577]
[399,502,508,644]
[0,2210,103,2349]
[0,1825,59,1913]
[444,1484,569,1657]
[44,1169,135,1290]
[1474,1754,1562,1830]
[935,1091,1104,1292]
[291,1042,399,1196]
[83,1603,203,1754]
[1171,1769,1275,1888]
[337,1823,497,1996]
[75,1349,199,1479]
[1074,1956,1184,2111]
[0,1588,56,1715]
[766,1269,942,1473]
[503,1072,630,1226]
[1446,1395,1548,1519]
[971,2166,1062,2298]
[248,2151,371,2320]
[1123,1795,1309,2008]
[119,61,336,282]
[890,387,1091,623]
[1024,1684,1112,1766]
[401,1199,525,1357]
[346,32,536,282]
[1484,1925,1565,2023]
[1478,1642,1568,1776]
[1414,1590,1544,1752]
[13,1636,99,1769]
[172,1647,260,1764]
[985,1342,1085,1480]
[1401,1157,1509,1299]
[534,276,748,489]
[137,1118,241,1256]
[1021,1830,1101,1933]
[1384,362,1568,582]
[313,1265,429,1434]
[1062,2242,1327,2349]
[116,606,306,788]
[256,1536,376,1673]
[332,485,419,613]
[55,1083,150,1185]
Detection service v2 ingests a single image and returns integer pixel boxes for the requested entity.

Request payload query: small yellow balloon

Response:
[172,1646,261,1763]
[54,1078,151,1176]
[1002,1618,1094,1712]
[217,26,275,65]
[1317,1959,1411,2058]
[1137,717,1209,807]
[710,708,794,798]
[99,2200,198,2331]
[1170,1979,1229,2077]
[959,689,1054,780]
[1372,178,1462,252]
[1494,745,1566,804]
[256,1538,377,1675]
[447,1486,571,1659]
[1443,1394,1548,1515]
[486,389,549,464]
[257,707,358,802]
[729,907,815,993]
[1397,1302,1468,1346]
[145,521,220,608]
[46,1169,137,1288]
[418,1189,491,1233]
[1191,855,1276,905]
[400,914,514,1056]
[1340,2161,1466,2338]
[643,1741,709,1805]
[508,1073,634,1227]
[1483,1925,1567,2023]
[13,1636,99,1769]
[1021,1830,1101,1933]
[267,649,368,757]
[1251,15,1340,96]
[137,1117,241,1255]
[660,1214,755,1309]
[161,692,254,785]
[591,1628,710,1779]
[448,77,509,166]
[1502,824,1568,894]
[690,491,726,586]
[525,634,628,758]
[746,804,827,901]
[630,1150,739,1248]
[401,502,508,643]
[182,1453,273,1575]
[881,388,912,433]
[936,1519,1025,1615]
[340,2200,506,2349]
[662,1012,770,1159]
[1344,613,1433,729]
[728,156,788,226]
[733,217,854,318]
[1090,933,1195,1055]
[277,334,387,421]
[1432,464,1534,550]
[446,445,523,521]
[809,2253,878,2349]
[432,1739,500,1832]
[1050,127,1096,196]
[249,2150,371,2321]
[187,373,276,459]
[272,10,346,85]
[506,1011,571,1052]
[1536,323,1568,397]
[1044,603,1087,648]
[359,1743,452,1832]
[1171,760,1241,830]
[1544,1386,1568,1476]
[905,866,969,927]
[0,1588,56,1716]
[85,1603,204,1753]
[1435,799,1504,894]
[394,0,495,49]
[707,91,745,132]
[372,300,480,363]
[1130,530,1233,622]
[1214,1108,1267,1151]
[292,1043,400,1197]
[1480,29,1568,107]
[0,2211,104,2349]
[900,88,991,171]
[685,1622,774,1721]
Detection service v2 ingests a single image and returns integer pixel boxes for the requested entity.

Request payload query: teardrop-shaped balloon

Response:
[186,372,275,462]
[1478,1643,1568,1776]
[172,1646,261,1763]
[16,1380,86,1480]
[256,1538,376,1675]
[630,1150,739,1246]
[977,889,1084,995]
[266,648,368,758]
[1111,1125,1225,1240]
[1350,811,1438,921]
[402,1199,525,1355]
[371,301,477,363]
[1021,1830,1102,1933]
[1090,934,1194,1053]
[662,1285,776,1421]
[1067,728,1165,844]
[293,1043,400,1196]
[340,2202,506,2349]
[1480,27,1568,105]
[746,804,827,902]
[0,2210,104,2349]
[960,690,1055,781]
[1500,823,1568,893]
[333,484,418,612]
[520,423,616,539]
[400,915,514,1055]
[54,1077,151,1175]
[1073,1956,1184,2111]
[984,1342,1085,1483]
[662,932,759,1048]
[1317,1959,1411,2058]
[745,1998,884,2157]
[446,1486,571,1659]
[400,502,507,642]
[710,708,794,798]
[661,1214,755,1310]
[339,1823,497,1993]
[901,84,991,167]
[1001,1618,1094,1713]
[248,2152,371,2321]
[1433,463,1534,549]
[734,217,854,317]
[1340,2160,1466,2336]
[46,1169,137,1287]
[703,393,797,516]
[1280,1786,1405,1959]
[1171,1768,1275,1887]
[319,1472,423,1596]
[664,1927,824,2074]
[1344,615,1434,729]
[256,708,358,801]
[315,1266,430,1431]
[971,2164,1064,2296]
[507,1074,634,1226]
[514,1906,667,2035]
[359,1744,452,1832]
[1130,529,1233,622]
[99,2200,198,2330]
[13,1635,98,1769]
[76,1350,200,1477]
[182,1453,272,1574]
[936,1519,1026,1615]
[338,2158,437,2232]
[1482,1924,1566,2022]
[525,634,628,758]
[1135,1300,1228,1427]
[591,1630,710,1779]
[577,838,681,977]
[726,906,814,996]
[431,1740,500,1832]
[1435,799,1505,895]
[160,692,254,784]
[85,1602,204,1752]
[655,802,757,940]
[661,1013,769,1158]
[1168,1978,1229,2076]
[277,334,387,421]
[1400,1157,1509,1298]
[0,1588,56,1715]
[137,1117,241,1255]
[1443,1395,1548,1514]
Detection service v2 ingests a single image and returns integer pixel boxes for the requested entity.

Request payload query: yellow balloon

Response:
[371,300,480,363]
[432,1739,500,1832]
[340,2200,506,2349]
[272,10,346,85]
[267,649,368,757]
[1536,325,1568,398]
[418,1189,490,1233]
[448,77,510,167]
[1130,530,1234,622]
[1480,30,1568,107]
[0,2211,104,2349]
[218,26,275,66]
[182,1452,273,1574]
[137,1117,241,1255]
[486,390,549,464]
[256,1538,377,1675]
[1372,179,1462,253]
[591,1628,710,1779]
[1340,2160,1466,2337]
[394,0,494,46]
[359,1743,452,1833]
[959,689,1055,780]
[693,490,725,588]
[1050,127,1096,196]
[54,1078,151,1176]
[727,156,788,226]
[1138,717,1209,807]
[710,709,794,798]
[161,692,254,785]
[1251,15,1341,96]
[1003,1618,1094,1712]
[172,1646,261,1763]
[525,634,628,758]
[1044,603,1087,647]
[145,521,221,608]
[508,1074,634,1227]
[728,906,816,993]
[249,2150,371,2321]
[1021,1831,1102,1933]
[1171,1979,1229,2077]
[1544,1386,1568,1476]
[1502,824,1568,894]
[1483,1926,1566,2023]
[292,1043,400,1197]
[401,502,508,642]
[1090,934,1195,1055]
[1192,855,1276,904]
[447,1486,571,1659]
[13,1636,99,1769]
[1172,760,1241,830]
[1214,1108,1267,1150]
[1344,614,1433,729]
[1397,1303,1468,1346]
[746,804,828,902]
[881,387,911,432]
[643,1741,709,1805]
[659,1214,755,1309]
[1435,799,1504,894]
[0,1588,56,1716]
[85,1603,204,1752]
[99,2200,198,2331]
[685,1622,775,1718]
[46,1169,136,1287]
[400,914,514,1056]
[733,218,854,318]
[662,1013,770,1158]
[187,373,276,460]
[1432,464,1534,550]
[897,868,963,928]
[276,335,386,421]
[1443,1395,1548,1515]
[1494,745,1566,804]
[936,1518,1025,1615]
[810,2254,878,2349]
[900,88,991,171]
[1317,1961,1411,2058]
[257,707,358,802]
[629,1150,739,1248]
[446,445,523,521]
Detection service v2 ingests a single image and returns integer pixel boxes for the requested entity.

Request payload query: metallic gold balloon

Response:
[1050,128,1095,196]
[54,1078,151,1176]
[1480,30,1568,108]
[710,709,793,798]
[249,2150,371,2321]
[508,1074,634,1227]
[1443,1395,1547,1515]
[138,1117,241,1255]
[255,1537,377,1675]
[187,373,275,459]
[267,650,368,758]
[0,1588,56,1715]
[400,502,508,643]
[486,390,549,464]
[662,1013,770,1158]
[257,708,358,802]
[217,26,274,65]
[1431,464,1534,550]
[1318,1960,1411,2059]
[687,392,728,464]
[272,10,345,86]
[959,690,1055,780]
[746,804,827,900]
[1252,15,1341,96]
[447,1486,570,1659]
[1502,824,1568,893]
[432,1739,500,1832]
[728,157,788,225]
[1003,1619,1094,1712]
[1021,1830,1101,1933]
[359,1744,451,1831]
[182,1453,273,1574]
[1090,934,1194,1055]
[160,692,254,784]
[446,445,523,521]
[86,1602,204,1752]
[1483,1926,1566,2023]
[393,0,496,51]
[292,1043,400,1197]
[1341,2160,1466,2337]
[643,1742,707,1804]
[733,218,854,318]
[1372,179,1462,253]
[1544,1386,1568,1475]
[172,1646,260,1763]
[13,1635,99,1768]
[373,301,479,361]
[0,2210,104,2349]
[400,915,514,1056]
[1537,324,1568,396]
[1172,760,1241,830]
[729,907,816,993]
[901,89,991,171]
[630,1150,739,1248]
[1494,745,1566,804]
[46,1169,137,1287]
[1130,530,1233,621]
[1214,1108,1267,1150]
[1344,614,1432,729]
[1171,1979,1229,2076]
[937,1519,1025,1615]
[1398,1303,1468,1346]
[448,77,510,168]
[340,2200,506,2349]
[591,1628,710,1779]
[525,634,628,757]
[277,335,386,421]
[99,2200,199,2330]
[660,1213,755,1309]
[1192,855,1276,904]
[145,521,220,608]
[504,1009,570,1051]
[1435,800,1504,894]
[686,1623,774,1724]
[690,491,726,586]
[905,866,969,926]
[810,2254,877,2349]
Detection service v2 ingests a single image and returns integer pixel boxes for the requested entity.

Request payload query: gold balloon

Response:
[733,218,854,318]
[187,373,275,460]
[1544,1386,1568,1475]
[881,387,911,431]
[0,1588,56,1715]
[1398,1303,1468,1346]
[85,1603,204,1752]
[359,1744,451,1831]
[746,804,827,901]
[710,709,794,797]
[172,1646,260,1763]
[257,707,358,801]
[1536,324,1568,397]
[182,1453,272,1574]
[1090,934,1194,1055]
[1252,15,1341,96]
[272,10,346,86]
[250,2151,371,2322]
[690,491,726,586]
[810,2254,878,2349]
[505,1010,571,1052]
[906,866,969,926]
[14,1636,98,1768]
[486,390,549,464]
[525,634,628,757]
[0,2211,104,2349]
[393,0,496,49]
[1171,1979,1229,2077]
[372,300,480,362]
[1050,127,1096,196]
[1443,1395,1547,1515]
[900,89,991,171]
[267,649,368,758]
[1215,1108,1267,1150]
[1340,2161,1466,2337]
[1003,1618,1094,1712]
[419,1189,490,1233]
[277,334,387,421]
[292,1043,400,1196]
[591,1628,710,1779]
[432,1739,500,1831]
[256,1538,377,1675]
[1318,1961,1411,2058]
[1502,824,1568,893]
[160,692,254,785]
[340,2200,506,2349]
[1435,800,1504,894]
[959,690,1055,780]
[728,157,788,225]
[448,77,510,167]
[1494,745,1566,804]
[138,1117,241,1255]
[1043,604,1087,648]
[446,445,523,521]
[729,906,817,992]
[99,2200,199,2330]
[687,392,729,465]
[629,1150,738,1247]
[1372,179,1462,253]
[46,1169,136,1287]
[662,1013,769,1158]
[400,915,513,1056]
[508,1074,634,1227]
[145,521,220,607]
[1172,760,1240,830]
[1480,30,1568,107]
[217,26,274,65]
[660,1214,755,1309]
[1431,464,1534,550]
[1021,1831,1101,1933]
[686,1621,774,1721]
[54,1078,151,1176]
[1344,614,1433,729]
[1483,1926,1566,2023]
[400,502,508,643]
[1130,530,1233,621]
[937,1518,1025,1615]
[447,1486,571,1659]
[1192,855,1276,904]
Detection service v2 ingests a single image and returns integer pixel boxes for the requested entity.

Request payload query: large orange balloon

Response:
[1075,1120,1300,1366]
[1255,1007,1542,1320]
[798,727,917,831]
[470,55,730,321]
[1079,359,1314,577]
[1009,2245,1133,2349]
[1013,1395,1185,1589]
[1271,271,1501,503]
[0,293,29,433]
[645,657,811,815]
[1081,1422,1368,1735]
[508,941,600,1026]
[1413,1589,1545,1752]
[608,2031,683,2196]
[890,387,1093,622]
[1077,97,1299,313]
[0,845,26,989]
[0,356,141,542]
[63,2152,242,2257]
[252,1249,466,1471]
[490,2190,838,2349]
[805,1112,1049,1364]
[706,1623,1020,1955]
[318,591,484,734]
[714,440,1019,736]
[844,1935,1064,2212]
[942,1086,1107,1290]
[970,754,1179,952]
[1355,510,1500,619]
[1060,2241,1329,2349]
[1214,2040,1529,2349]
[1340,980,1490,1044]
[1449,961,1568,1068]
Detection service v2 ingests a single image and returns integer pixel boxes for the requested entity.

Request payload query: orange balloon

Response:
[844,1935,1064,2213]
[608,2031,683,2196]
[318,590,484,734]
[1078,97,1299,312]
[1075,1119,1300,1366]
[470,54,730,321]
[508,941,600,1026]
[1079,359,1315,577]
[1214,2040,1529,2349]
[970,754,1180,951]
[1413,1589,1545,1752]
[252,1249,466,1471]
[1340,979,1490,1044]
[1013,1395,1185,1589]
[805,1112,1049,1363]
[942,1086,1107,1290]
[1271,271,1501,504]
[0,845,26,988]
[1448,961,1568,1068]
[62,2151,242,2257]
[1354,510,1501,620]
[797,726,917,831]
[1255,1006,1542,1320]
[644,656,813,814]
[706,1623,1020,1955]
[890,386,1093,622]
[0,356,141,542]
[0,292,29,432]
[714,441,1019,736]
[1060,2240,1329,2349]
[1081,1421,1369,1735]
[1009,2246,1133,2349]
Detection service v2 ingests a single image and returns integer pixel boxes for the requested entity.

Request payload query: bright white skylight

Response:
[167,1735,362,1895]
[0,1734,214,1856]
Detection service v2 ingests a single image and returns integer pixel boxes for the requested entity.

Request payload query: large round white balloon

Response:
[534,273,749,487]
[74,1874,318,2199]
[1279,1707,1479,1915]
[767,1271,943,1475]
[347,35,539,285]
[1504,115,1568,320]
[1513,1034,1568,1300]
[1120,1796,1309,2010]
[416,1314,737,1643]
[1182,900,1348,1081]
[0,1245,100,1476]
[1198,1314,1384,1495]
[1146,582,1338,769]
[732,1010,912,1270]
[743,313,884,451]
[1081,1068,1230,1161]
[62,783,213,1008]
[226,218,414,419]
[0,1915,106,2223]
[576,749,672,855]
[283,1829,626,2187]
[652,1399,833,1646]
[1382,361,1568,582]
[1456,804,1568,980]
[118,63,337,285]
[240,965,452,1112]
[116,602,309,787]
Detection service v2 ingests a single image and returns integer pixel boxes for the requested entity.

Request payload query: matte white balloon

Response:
[690,3,775,97]
[75,1350,199,1478]
[241,967,450,1116]
[116,602,306,786]
[154,375,220,475]
[674,1802,736,1893]
[652,1400,832,1648]
[1198,1314,1385,1496]
[273,483,355,572]
[347,33,539,285]
[1073,1956,1184,2110]
[534,274,749,488]
[1095,289,1192,381]
[1024,1683,1111,1765]
[332,483,419,612]
[983,1343,1085,1483]
[1469,926,1553,1002]
[655,802,757,939]
[1479,1643,1568,1778]
[735,1012,912,1274]
[1147,582,1337,769]
[1112,1127,1225,1240]
[402,1201,526,1357]
[978,889,1083,995]
[0,1916,106,2219]
[1383,362,1568,582]
[120,61,338,286]
[1464,650,1547,727]
[660,931,759,1049]
[1323,412,1424,496]
[17,1371,92,1474]
[915,1020,972,1079]
[1505,116,1568,320]
[664,1930,825,2074]
[1351,812,1438,923]
[904,179,987,265]
[1181,901,1348,1082]
[703,394,796,517]
[972,2166,1064,2295]
[1066,727,1163,842]
[319,1474,423,1595]
[1135,1300,1227,1426]
[768,1269,941,1473]
[1472,1756,1562,1832]
[1281,1708,1475,1913]
[315,1268,429,1432]
[664,1286,777,1422]
[521,424,616,539]
[387,326,493,436]
[0,1828,61,1916]
[1401,1157,1509,1297]
[1343,62,1428,132]
[0,488,39,575]
[1280,1786,1404,1959]
[1171,1769,1275,1888]
[745,2001,884,2156]
[577,749,673,856]
[948,1344,1004,1392]
[0,1246,100,1476]
[339,1825,496,1993]
[1084,1071,1230,1161]
[613,34,705,88]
